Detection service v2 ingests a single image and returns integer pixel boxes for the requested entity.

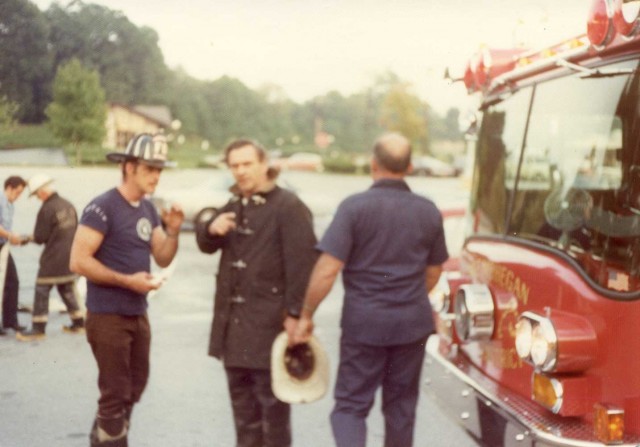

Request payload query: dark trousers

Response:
[86,312,151,439]
[2,252,19,328]
[331,335,428,447]
[32,281,82,322]
[225,367,291,447]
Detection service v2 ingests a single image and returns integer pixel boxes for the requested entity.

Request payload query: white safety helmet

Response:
[27,173,54,197]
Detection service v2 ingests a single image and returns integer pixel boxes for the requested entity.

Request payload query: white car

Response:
[411,156,460,177]
[152,174,335,230]
[271,152,324,172]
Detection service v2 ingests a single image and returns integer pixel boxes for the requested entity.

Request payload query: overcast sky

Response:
[32,0,588,114]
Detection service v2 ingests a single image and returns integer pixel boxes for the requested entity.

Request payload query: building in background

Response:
[104,103,172,149]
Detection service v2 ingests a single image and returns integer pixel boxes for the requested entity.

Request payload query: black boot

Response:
[89,419,128,447]
[16,322,46,342]
[63,317,85,333]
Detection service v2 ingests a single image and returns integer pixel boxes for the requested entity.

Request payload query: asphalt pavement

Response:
[0,166,475,447]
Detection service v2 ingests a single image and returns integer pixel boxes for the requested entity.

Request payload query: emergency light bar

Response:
[588,0,640,46]
[462,0,639,94]
[588,0,615,48]
[613,0,640,37]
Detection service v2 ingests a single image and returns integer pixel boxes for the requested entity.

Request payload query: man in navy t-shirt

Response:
[70,134,184,447]
[291,133,448,447]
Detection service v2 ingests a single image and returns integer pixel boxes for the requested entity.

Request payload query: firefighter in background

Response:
[0,175,27,335]
[17,174,84,341]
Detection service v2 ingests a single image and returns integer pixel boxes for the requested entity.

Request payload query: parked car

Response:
[271,152,324,172]
[411,156,460,177]
[151,174,335,230]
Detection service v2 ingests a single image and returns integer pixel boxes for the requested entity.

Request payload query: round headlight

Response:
[454,284,494,342]
[515,317,533,359]
[530,322,558,371]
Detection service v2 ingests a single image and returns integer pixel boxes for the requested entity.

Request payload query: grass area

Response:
[71,141,217,168]
[0,124,364,171]
[0,124,60,149]
[0,124,219,168]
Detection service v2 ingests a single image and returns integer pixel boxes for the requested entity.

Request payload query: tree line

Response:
[1,0,463,153]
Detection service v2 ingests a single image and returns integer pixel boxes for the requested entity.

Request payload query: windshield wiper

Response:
[556,59,636,78]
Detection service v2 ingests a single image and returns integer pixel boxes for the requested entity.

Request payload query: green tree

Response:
[443,107,462,139]
[45,58,106,164]
[45,1,169,105]
[257,83,297,149]
[379,82,428,151]
[0,95,19,128]
[0,0,51,122]
[296,89,384,153]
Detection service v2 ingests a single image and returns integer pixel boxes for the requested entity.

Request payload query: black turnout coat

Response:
[196,184,318,369]
[33,192,78,284]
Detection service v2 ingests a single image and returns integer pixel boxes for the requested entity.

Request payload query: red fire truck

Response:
[424,0,640,445]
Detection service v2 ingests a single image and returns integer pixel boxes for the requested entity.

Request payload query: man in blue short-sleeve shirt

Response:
[70,134,184,447]
[0,176,27,334]
[291,133,448,447]
[80,187,160,315]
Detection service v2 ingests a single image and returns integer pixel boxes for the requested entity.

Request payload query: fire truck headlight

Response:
[517,310,597,373]
[454,284,495,342]
[530,321,558,371]
[514,317,533,359]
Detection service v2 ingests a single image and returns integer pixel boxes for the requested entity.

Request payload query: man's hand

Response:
[19,235,33,246]
[289,316,314,346]
[283,315,298,340]
[8,232,21,246]
[125,271,162,294]
[161,204,185,235]
[208,212,236,236]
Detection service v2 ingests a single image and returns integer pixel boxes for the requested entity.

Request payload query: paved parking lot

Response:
[0,167,474,446]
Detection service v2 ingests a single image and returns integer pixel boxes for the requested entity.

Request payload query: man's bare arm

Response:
[70,225,159,295]
[425,264,443,293]
[290,253,344,345]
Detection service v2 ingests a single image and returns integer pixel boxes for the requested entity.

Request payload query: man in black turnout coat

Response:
[196,139,318,447]
[18,174,84,341]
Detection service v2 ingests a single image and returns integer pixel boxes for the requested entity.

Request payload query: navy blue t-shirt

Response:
[318,178,448,345]
[80,188,161,315]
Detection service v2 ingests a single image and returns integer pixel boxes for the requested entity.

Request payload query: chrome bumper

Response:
[423,336,640,447]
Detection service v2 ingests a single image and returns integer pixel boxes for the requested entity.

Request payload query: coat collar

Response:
[230,180,278,205]
[370,178,411,192]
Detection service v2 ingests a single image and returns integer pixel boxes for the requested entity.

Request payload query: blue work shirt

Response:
[318,178,448,346]
[80,188,161,316]
[0,192,14,244]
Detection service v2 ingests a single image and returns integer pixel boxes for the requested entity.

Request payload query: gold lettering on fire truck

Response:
[481,344,523,369]
[469,257,530,305]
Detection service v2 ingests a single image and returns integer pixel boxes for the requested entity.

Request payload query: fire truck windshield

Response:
[471,58,640,293]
